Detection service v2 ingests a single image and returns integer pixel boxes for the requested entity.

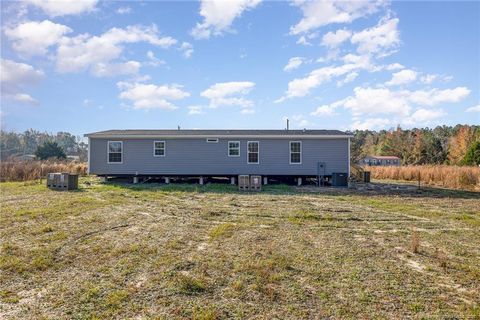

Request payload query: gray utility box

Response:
[250,175,262,191]
[238,175,250,191]
[47,173,78,190]
[331,172,348,187]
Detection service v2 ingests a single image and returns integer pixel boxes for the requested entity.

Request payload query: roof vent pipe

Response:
[286,118,289,131]
[177,125,180,130]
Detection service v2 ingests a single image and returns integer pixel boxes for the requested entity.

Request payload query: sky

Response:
[1,0,479,136]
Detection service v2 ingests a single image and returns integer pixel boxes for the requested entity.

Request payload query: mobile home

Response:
[85,129,353,185]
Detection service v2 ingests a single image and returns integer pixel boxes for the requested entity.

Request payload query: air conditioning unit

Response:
[238,175,250,191]
[47,173,78,190]
[250,175,262,191]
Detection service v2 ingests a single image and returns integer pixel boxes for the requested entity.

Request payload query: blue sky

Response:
[1,0,479,135]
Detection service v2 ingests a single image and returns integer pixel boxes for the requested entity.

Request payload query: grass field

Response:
[1,178,479,319]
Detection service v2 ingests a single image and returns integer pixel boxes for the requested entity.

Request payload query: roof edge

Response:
[85,134,353,139]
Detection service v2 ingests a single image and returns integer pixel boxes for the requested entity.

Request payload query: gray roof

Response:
[85,129,352,138]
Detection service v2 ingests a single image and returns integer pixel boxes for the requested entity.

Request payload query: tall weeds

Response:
[0,160,87,182]
[368,165,480,190]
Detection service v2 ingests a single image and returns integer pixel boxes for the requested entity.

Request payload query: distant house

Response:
[361,155,401,166]
[67,155,80,162]
[15,154,37,161]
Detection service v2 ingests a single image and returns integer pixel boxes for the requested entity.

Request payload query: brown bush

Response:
[367,165,480,190]
[0,160,87,182]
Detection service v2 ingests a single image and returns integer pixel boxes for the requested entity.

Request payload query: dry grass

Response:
[0,178,479,319]
[0,160,87,182]
[411,229,420,254]
[368,165,480,190]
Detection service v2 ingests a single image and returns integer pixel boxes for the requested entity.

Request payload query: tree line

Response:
[350,124,480,166]
[0,125,479,165]
[0,129,87,161]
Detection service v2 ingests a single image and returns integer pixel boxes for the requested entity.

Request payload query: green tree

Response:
[55,132,77,154]
[462,141,480,165]
[0,131,23,160]
[35,141,67,160]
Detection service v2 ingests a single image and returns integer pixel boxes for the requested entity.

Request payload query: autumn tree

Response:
[448,126,475,165]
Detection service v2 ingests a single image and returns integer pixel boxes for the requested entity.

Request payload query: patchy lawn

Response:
[1,177,479,319]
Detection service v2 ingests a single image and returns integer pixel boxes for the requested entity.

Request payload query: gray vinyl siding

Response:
[89,138,349,176]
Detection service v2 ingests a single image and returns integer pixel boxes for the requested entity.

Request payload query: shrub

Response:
[0,160,87,182]
[35,141,66,160]
[368,165,480,190]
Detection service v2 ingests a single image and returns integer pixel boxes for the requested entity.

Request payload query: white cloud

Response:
[339,86,470,117]
[321,29,352,48]
[4,20,72,56]
[146,50,166,67]
[241,108,255,114]
[10,93,38,104]
[419,74,452,84]
[337,71,358,87]
[342,87,411,117]
[407,108,446,123]
[318,86,469,129]
[117,82,190,110]
[56,25,176,76]
[284,57,305,72]
[91,61,141,77]
[277,53,374,100]
[351,17,400,57]
[116,6,131,15]
[420,74,436,84]
[191,0,261,39]
[25,0,98,17]
[407,87,470,106]
[385,69,417,86]
[201,81,255,108]
[290,0,385,35]
[1,59,44,105]
[286,114,310,128]
[296,32,319,46]
[386,63,404,70]
[179,42,194,58]
[466,105,480,113]
[311,104,338,117]
[296,35,311,46]
[188,105,205,115]
[352,117,391,130]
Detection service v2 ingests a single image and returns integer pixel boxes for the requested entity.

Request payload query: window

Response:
[247,141,259,164]
[108,141,122,163]
[228,141,240,157]
[206,138,219,143]
[290,141,301,164]
[154,141,165,157]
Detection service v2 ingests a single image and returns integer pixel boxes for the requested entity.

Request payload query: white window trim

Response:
[289,141,302,165]
[228,141,240,157]
[107,141,123,164]
[153,140,166,157]
[247,141,259,164]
